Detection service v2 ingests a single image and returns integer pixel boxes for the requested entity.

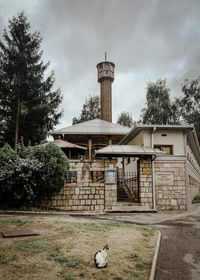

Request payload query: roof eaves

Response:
[120,124,194,145]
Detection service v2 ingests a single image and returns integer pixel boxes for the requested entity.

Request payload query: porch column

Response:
[108,137,112,145]
[69,149,71,160]
[88,138,92,160]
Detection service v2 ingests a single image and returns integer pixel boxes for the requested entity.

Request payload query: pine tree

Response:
[0,12,63,150]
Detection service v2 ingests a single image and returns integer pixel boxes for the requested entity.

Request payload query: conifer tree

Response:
[0,12,62,150]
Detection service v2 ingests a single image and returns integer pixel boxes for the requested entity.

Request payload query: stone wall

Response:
[139,159,153,209]
[45,159,117,211]
[188,164,200,203]
[154,160,187,211]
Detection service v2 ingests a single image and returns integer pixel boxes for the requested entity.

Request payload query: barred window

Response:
[89,171,104,183]
[67,171,77,183]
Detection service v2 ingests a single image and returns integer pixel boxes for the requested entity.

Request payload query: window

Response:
[98,65,103,72]
[67,171,77,183]
[154,145,173,155]
[89,171,104,183]
[104,63,109,71]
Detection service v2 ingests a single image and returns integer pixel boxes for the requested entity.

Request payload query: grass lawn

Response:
[0,218,158,280]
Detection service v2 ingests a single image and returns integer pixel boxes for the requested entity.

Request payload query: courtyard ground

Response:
[0,217,158,280]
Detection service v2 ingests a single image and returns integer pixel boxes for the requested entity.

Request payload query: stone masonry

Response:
[45,159,117,211]
[139,159,153,209]
[189,174,200,203]
[154,160,187,211]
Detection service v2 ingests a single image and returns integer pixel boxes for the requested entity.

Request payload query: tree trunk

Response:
[14,95,20,152]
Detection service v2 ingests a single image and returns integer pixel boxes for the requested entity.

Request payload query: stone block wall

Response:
[154,160,187,211]
[45,159,117,211]
[188,165,200,203]
[139,160,153,209]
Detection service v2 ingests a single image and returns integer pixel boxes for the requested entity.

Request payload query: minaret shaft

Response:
[100,79,112,122]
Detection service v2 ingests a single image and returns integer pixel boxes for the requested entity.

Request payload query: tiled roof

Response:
[95,145,165,157]
[52,119,131,135]
[41,139,86,149]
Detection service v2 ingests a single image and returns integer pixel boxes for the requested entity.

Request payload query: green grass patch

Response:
[0,219,29,226]
[15,240,61,256]
[130,253,141,261]
[55,255,83,267]
[63,221,122,233]
[65,274,76,280]
[67,256,83,267]
[136,261,152,269]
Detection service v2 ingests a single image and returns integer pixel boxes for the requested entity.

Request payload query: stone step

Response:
[106,203,156,213]
[116,202,141,206]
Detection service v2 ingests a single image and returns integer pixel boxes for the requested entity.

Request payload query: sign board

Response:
[155,171,174,185]
[105,170,116,184]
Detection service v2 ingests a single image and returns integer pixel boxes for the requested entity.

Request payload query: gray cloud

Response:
[1,0,200,128]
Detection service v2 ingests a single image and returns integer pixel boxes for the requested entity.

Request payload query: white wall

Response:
[186,143,200,173]
[128,130,185,155]
[153,130,185,155]
[129,131,144,145]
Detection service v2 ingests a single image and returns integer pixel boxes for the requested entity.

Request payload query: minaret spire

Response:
[105,51,107,61]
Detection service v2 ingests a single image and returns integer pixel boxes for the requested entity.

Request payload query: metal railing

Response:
[117,171,139,202]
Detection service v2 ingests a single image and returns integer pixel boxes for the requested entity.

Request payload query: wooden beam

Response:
[88,138,92,160]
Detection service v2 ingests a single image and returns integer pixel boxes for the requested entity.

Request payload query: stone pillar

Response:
[139,159,153,209]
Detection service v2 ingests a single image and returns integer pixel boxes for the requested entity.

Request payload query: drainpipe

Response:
[184,131,191,211]
[151,127,156,211]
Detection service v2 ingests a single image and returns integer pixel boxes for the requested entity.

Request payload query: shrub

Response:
[192,192,200,204]
[33,143,69,200]
[0,143,69,208]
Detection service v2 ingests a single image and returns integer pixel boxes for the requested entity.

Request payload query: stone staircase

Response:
[106,202,155,213]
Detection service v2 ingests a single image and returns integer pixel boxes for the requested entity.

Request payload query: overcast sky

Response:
[1,0,200,130]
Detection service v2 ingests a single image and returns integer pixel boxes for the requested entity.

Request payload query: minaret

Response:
[97,53,115,122]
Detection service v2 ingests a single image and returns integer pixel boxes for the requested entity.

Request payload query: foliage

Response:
[0,142,69,207]
[176,77,200,142]
[0,143,17,163]
[141,79,179,125]
[72,95,100,124]
[0,12,63,149]
[55,255,83,267]
[65,274,76,280]
[136,261,152,269]
[192,192,200,204]
[117,111,135,127]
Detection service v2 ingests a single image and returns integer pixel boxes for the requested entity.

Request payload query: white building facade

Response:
[120,124,200,211]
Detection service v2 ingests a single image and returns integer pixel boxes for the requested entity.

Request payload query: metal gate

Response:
[117,171,139,203]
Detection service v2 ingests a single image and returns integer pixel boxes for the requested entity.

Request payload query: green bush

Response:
[192,192,200,204]
[0,143,69,208]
